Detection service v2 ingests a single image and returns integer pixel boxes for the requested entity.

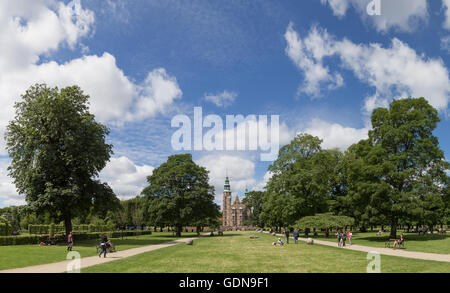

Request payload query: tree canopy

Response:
[346,98,449,238]
[5,84,119,235]
[141,154,219,236]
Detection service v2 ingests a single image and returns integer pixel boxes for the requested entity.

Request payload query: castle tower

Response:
[222,176,232,227]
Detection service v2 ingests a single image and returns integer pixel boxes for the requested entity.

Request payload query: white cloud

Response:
[443,0,450,30]
[204,90,237,107]
[0,0,183,155]
[285,23,344,97]
[0,159,25,207]
[252,171,273,191]
[0,0,94,72]
[302,119,368,150]
[441,35,450,53]
[196,154,256,201]
[320,0,350,17]
[285,24,450,113]
[99,156,154,200]
[320,0,429,33]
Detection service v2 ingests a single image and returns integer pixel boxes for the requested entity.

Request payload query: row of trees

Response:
[244,98,449,239]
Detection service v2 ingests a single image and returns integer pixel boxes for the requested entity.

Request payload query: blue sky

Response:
[1,0,450,207]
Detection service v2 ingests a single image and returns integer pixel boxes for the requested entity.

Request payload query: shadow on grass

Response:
[360,233,449,242]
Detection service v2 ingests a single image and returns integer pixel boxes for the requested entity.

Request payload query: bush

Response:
[29,224,115,235]
[0,223,12,236]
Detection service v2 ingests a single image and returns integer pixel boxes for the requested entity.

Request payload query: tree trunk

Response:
[390,218,398,239]
[64,217,72,236]
[176,225,182,237]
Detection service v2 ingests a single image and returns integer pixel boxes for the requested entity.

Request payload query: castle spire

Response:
[224,175,231,192]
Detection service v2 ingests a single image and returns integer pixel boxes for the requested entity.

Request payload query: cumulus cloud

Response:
[0,0,183,155]
[441,35,450,53]
[285,23,344,97]
[0,159,24,206]
[285,24,450,113]
[320,0,429,33]
[302,119,368,150]
[99,156,154,200]
[196,154,256,200]
[443,0,450,30]
[204,90,237,107]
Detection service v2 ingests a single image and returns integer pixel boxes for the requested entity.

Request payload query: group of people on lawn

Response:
[336,230,352,247]
[272,229,353,246]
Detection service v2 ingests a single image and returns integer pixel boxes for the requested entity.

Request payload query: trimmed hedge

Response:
[0,223,12,236]
[0,230,152,246]
[29,224,115,235]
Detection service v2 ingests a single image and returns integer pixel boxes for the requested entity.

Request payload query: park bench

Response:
[384,238,405,249]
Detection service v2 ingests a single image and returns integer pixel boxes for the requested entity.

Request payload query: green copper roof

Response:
[224,176,231,192]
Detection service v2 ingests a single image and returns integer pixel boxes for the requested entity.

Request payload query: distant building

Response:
[221,176,250,230]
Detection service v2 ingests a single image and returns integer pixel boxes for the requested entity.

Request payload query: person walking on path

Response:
[67,232,73,251]
[284,229,290,244]
[347,231,352,246]
[99,232,108,258]
[342,231,347,247]
[337,231,342,247]
[293,229,299,244]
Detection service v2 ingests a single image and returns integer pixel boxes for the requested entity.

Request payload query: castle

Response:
[221,176,250,229]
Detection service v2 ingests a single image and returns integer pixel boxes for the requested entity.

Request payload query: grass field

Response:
[0,232,197,270]
[310,231,450,254]
[82,232,450,273]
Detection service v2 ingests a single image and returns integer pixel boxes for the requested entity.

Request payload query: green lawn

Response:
[310,231,450,254]
[82,232,450,273]
[0,232,197,270]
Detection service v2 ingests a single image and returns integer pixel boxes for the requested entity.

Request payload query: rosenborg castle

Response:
[221,176,250,230]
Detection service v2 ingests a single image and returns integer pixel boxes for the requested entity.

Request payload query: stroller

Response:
[96,240,116,253]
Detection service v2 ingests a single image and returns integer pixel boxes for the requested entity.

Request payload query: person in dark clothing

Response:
[293,229,299,244]
[284,229,290,244]
[99,232,108,258]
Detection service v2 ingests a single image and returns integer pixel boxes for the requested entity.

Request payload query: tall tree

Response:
[5,84,117,236]
[263,134,338,227]
[347,98,449,238]
[142,154,219,237]
[242,190,266,228]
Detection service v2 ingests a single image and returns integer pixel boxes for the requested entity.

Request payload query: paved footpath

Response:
[267,232,450,263]
[0,236,199,273]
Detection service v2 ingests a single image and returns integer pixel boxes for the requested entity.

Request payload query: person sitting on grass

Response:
[272,238,284,246]
[376,230,383,236]
[393,234,405,249]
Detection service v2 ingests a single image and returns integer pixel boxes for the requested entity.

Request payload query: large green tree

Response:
[347,98,449,238]
[242,190,266,228]
[142,154,219,236]
[262,134,341,228]
[5,84,118,236]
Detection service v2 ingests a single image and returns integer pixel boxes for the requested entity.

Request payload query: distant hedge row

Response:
[28,224,115,235]
[0,230,152,246]
[0,223,12,236]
